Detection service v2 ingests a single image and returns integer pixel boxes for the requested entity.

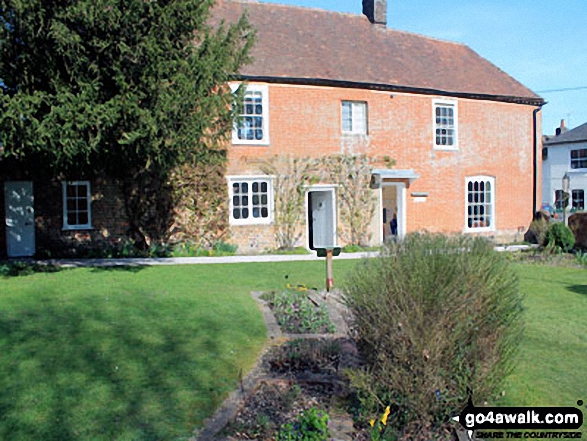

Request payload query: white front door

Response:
[307,189,336,249]
[4,181,36,257]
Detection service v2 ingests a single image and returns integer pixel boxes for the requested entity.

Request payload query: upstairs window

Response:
[232,84,270,145]
[466,176,494,231]
[62,181,92,230]
[570,149,587,169]
[433,100,458,148]
[229,177,273,225]
[341,101,367,135]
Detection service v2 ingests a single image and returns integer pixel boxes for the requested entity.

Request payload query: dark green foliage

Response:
[0,0,253,247]
[545,222,575,252]
[343,234,524,439]
[276,408,330,441]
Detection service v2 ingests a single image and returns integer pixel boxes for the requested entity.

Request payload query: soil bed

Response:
[222,338,357,440]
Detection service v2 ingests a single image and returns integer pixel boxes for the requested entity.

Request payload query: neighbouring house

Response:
[1,0,545,258]
[542,120,587,214]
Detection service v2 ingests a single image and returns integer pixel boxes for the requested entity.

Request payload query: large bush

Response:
[343,234,523,439]
[545,222,575,252]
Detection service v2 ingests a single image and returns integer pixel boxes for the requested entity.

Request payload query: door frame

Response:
[4,180,36,257]
[305,184,337,251]
[379,182,406,244]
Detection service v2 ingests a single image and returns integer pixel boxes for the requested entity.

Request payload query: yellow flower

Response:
[381,406,390,426]
[369,419,375,427]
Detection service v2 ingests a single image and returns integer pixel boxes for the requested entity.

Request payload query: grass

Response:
[0,260,357,440]
[0,258,585,439]
[500,263,587,408]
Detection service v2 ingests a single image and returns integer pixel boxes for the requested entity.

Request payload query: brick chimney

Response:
[363,0,387,26]
[555,119,568,136]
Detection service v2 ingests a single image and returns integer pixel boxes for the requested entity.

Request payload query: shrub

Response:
[276,408,329,441]
[545,222,575,252]
[528,219,549,246]
[343,233,523,439]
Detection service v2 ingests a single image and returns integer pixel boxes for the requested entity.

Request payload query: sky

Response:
[260,0,587,135]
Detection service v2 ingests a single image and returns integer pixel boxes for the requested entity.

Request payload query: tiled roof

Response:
[213,0,543,105]
[544,122,587,145]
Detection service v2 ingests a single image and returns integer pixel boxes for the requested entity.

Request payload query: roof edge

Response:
[235,75,545,106]
[544,139,587,146]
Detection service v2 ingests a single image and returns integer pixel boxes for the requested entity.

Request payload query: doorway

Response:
[4,181,36,257]
[381,183,405,242]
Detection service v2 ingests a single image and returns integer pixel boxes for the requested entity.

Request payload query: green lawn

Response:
[0,259,585,439]
[0,260,355,440]
[501,264,587,407]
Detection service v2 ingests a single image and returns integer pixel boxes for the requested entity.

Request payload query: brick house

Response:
[1,0,544,258]
[217,0,544,253]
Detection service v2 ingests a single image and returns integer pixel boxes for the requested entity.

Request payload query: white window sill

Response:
[231,139,270,146]
[434,145,458,151]
[464,227,494,233]
[230,219,273,226]
[342,132,368,137]
[62,226,93,231]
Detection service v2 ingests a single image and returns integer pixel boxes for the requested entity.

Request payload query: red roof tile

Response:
[213,0,543,105]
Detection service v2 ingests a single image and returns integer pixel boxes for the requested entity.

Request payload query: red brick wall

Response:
[227,83,541,249]
[0,175,129,258]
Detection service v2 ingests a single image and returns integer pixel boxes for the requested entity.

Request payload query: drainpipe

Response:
[532,106,543,218]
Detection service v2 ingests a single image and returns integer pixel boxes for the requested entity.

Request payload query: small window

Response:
[570,149,587,169]
[554,190,568,210]
[232,84,269,145]
[572,189,584,211]
[466,177,494,231]
[229,177,273,225]
[62,181,92,229]
[341,101,367,135]
[433,100,458,148]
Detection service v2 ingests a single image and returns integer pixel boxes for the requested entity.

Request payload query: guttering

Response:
[234,75,546,107]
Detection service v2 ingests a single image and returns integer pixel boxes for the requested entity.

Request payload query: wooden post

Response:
[326,249,334,292]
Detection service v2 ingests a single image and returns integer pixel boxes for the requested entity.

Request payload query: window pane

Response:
[78,212,88,225]
[261,207,268,217]
[342,102,352,132]
[242,208,249,218]
[67,199,77,211]
[233,208,241,219]
[354,102,367,134]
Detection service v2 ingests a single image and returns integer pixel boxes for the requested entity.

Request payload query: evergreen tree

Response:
[0,0,252,247]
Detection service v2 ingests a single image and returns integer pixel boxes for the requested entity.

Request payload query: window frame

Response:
[62,180,92,230]
[231,83,270,146]
[432,99,458,150]
[572,189,584,211]
[341,100,368,135]
[570,148,587,170]
[464,176,495,233]
[228,176,274,226]
[554,189,569,210]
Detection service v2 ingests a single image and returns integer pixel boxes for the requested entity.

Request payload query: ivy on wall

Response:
[261,154,395,250]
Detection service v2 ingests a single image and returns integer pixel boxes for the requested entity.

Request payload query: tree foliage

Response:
[0,0,253,246]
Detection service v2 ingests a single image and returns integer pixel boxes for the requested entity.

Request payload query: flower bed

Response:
[260,287,335,334]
